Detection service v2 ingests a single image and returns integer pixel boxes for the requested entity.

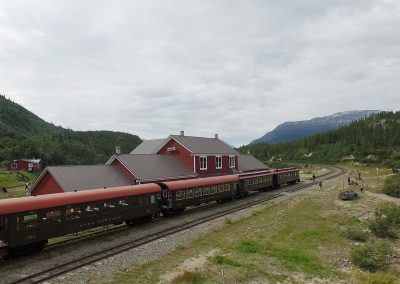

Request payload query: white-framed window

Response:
[11,163,17,169]
[229,155,235,168]
[215,156,222,169]
[199,156,207,170]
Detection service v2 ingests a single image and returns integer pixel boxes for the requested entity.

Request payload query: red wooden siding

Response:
[195,155,236,177]
[7,160,43,172]
[111,159,137,182]
[31,172,64,195]
[157,139,194,171]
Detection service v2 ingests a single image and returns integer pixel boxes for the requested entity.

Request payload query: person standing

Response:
[347,176,351,185]
[318,181,322,191]
[360,184,364,193]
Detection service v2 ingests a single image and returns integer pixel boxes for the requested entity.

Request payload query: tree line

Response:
[0,95,142,167]
[240,111,400,167]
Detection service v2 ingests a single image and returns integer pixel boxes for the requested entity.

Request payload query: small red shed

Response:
[7,159,43,172]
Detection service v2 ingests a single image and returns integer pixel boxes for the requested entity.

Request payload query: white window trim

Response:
[229,155,235,168]
[199,156,207,170]
[215,156,222,169]
[11,163,17,169]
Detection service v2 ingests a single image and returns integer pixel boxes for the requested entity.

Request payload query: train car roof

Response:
[0,183,161,215]
[273,168,299,174]
[160,175,239,191]
[237,170,273,179]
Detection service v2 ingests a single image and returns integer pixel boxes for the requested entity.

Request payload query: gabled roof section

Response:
[32,165,133,193]
[112,154,197,182]
[158,135,239,155]
[130,139,166,154]
[10,159,42,163]
[238,154,269,172]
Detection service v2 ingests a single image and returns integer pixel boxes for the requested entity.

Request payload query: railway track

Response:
[11,167,346,284]
[45,167,340,249]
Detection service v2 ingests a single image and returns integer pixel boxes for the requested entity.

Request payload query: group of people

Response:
[313,173,365,193]
[348,175,364,193]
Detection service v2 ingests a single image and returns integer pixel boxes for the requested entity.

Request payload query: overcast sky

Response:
[1,0,399,146]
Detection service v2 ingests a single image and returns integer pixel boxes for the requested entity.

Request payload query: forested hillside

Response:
[0,95,142,166]
[241,111,400,167]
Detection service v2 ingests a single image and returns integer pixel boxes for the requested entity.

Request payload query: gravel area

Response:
[0,169,341,284]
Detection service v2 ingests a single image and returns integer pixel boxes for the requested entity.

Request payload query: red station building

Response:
[30,132,269,195]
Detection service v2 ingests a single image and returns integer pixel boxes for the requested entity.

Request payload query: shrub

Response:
[350,241,392,272]
[369,218,397,239]
[171,271,207,284]
[369,204,400,239]
[379,204,400,225]
[383,175,400,198]
[353,270,398,284]
[342,226,369,242]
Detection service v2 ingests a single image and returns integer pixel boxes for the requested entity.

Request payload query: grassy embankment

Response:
[108,165,399,284]
[0,168,40,199]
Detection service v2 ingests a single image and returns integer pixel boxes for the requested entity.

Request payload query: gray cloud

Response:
[1,0,399,146]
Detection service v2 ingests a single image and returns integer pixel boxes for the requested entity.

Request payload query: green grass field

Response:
[107,165,400,284]
[0,168,40,199]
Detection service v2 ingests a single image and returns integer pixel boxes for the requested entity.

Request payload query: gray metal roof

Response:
[46,165,133,192]
[238,154,269,172]
[115,154,197,182]
[169,135,239,155]
[130,139,165,154]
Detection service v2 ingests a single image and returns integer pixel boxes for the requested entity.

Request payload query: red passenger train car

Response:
[0,184,161,257]
[0,168,300,258]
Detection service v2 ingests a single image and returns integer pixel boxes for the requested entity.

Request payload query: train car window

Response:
[17,213,38,230]
[203,187,210,195]
[43,210,62,223]
[254,178,258,185]
[85,204,100,215]
[103,201,117,209]
[176,191,185,200]
[249,178,254,185]
[186,189,194,199]
[211,186,217,194]
[66,206,81,221]
[224,184,230,191]
[151,194,156,204]
[194,188,202,197]
[217,185,223,193]
[262,177,266,183]
[244,179,249,186]
[119,199,130,207]
[132,197,141,207]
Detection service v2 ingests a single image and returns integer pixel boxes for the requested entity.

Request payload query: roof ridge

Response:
[171,135,218,139]
[48,165,110,168]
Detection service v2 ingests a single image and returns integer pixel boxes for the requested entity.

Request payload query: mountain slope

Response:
[241,111,400,166]
[251,110,382,144]
[0,95,142,166]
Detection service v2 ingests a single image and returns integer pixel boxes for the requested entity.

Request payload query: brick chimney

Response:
[180,130,184,136]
